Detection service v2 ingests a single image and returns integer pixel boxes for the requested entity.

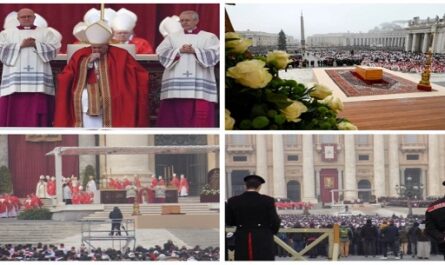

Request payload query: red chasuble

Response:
[129,36,154,54]
[55,46,149,127]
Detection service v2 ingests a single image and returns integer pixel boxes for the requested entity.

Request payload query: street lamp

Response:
[395,176,424,218]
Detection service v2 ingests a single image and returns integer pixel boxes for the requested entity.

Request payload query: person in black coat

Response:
[425,180,445,260]
[361,219,378,257]
[109,206,123,236]
[226,174,281,260]
[380,220,400,259]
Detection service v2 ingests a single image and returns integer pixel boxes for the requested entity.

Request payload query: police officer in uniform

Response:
[226,174,281,260]
[425,180,445,260]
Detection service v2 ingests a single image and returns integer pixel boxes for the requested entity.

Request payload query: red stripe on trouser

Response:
[248,232,253,260]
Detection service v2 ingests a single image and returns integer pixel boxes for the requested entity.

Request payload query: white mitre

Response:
[85,20,112,45]
[158,15,182,37]
[111,13,136,32]
[73,21,88,42]
[116,8,137,23]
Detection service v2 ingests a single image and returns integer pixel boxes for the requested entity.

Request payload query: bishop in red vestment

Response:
[55,45,149,127]
[55,20,149,128]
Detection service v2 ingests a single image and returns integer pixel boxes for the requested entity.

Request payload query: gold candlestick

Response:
[417,49,433,91]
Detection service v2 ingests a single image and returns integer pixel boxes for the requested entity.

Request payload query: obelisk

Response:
[300,12,306,52]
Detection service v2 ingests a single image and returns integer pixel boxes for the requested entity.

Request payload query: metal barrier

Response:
[226,224,340,261]
[81,219,136,251]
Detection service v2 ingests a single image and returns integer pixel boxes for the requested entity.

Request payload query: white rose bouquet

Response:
[225,32,357,130]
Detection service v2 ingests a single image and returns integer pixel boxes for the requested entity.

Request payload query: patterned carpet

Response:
[325,69,434,97]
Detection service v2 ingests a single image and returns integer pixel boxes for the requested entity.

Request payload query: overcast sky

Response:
[227,3,445,39]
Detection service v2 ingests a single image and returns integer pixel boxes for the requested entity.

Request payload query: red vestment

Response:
[24,198,32,210]
[123,178,131,188]
[109,178,116,189]
[114,180,124,190]
[129,36,154,54]
[72,185,80,194]
[47,180,56,196]
[72,192,81,204]
[80,192,92,204]
[55,46,149,127]
[150,178,158,189]
[134,178,141,189]
[0,200,6,213]
[9,195,20,210]
[170,177,180,190]
[30,194,43,208]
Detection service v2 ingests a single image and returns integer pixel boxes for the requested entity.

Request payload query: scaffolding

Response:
[80,219,136,251]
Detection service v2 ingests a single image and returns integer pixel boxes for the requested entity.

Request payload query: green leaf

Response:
[274,114,286,125]
[285,80,298,87]
[252,116,270,129]
[251,104,267,117]
[265,91,292,109]
[239,119,252,130]
[267,110,278,118]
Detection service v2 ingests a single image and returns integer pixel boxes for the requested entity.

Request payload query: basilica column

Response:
[388,135,400,197]
[272,135,286,198]
[373,135,386,198]
[344,135,357,200]
[428,135,440,196]
[422,33,430,53]
[405,34,412,52]
[0,135,8,167]
[412,33,418,52]
[226,169,232,198]
[78,135,96,176]
[256,135,269,194]
[302,135,317,202]
[440,136,445,194]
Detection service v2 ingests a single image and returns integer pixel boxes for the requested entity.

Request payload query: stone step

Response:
[0,220,82,244]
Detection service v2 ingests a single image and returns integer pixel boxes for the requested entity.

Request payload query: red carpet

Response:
[325,69,434,97]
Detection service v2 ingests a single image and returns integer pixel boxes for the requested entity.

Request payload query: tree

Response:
[0,165,13,194]
[82,165,96,189]
[278,30,287,51]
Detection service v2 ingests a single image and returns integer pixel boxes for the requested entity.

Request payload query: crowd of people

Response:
[276,214,440,259]
[0,241,219,261]
[290,49,445,74]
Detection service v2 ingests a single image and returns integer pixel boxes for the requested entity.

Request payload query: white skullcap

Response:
[34,13,48,28]
[158,176,162,180]
[3,11,18,29]
[111,13,135,32]
[116,8,137,23]
[73,21,88,42]
[85,20,112,44]
[159,15,182,37]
